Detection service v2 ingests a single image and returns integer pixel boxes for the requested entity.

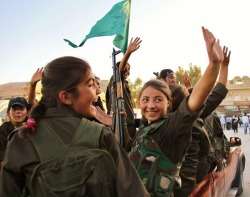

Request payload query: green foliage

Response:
[176,63,202,86]
[129,77,143,108]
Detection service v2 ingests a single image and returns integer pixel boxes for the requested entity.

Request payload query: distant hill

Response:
[0,82,41,100]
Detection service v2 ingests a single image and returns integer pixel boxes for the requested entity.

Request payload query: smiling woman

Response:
[0,56,150,197]
[126,26,226,196]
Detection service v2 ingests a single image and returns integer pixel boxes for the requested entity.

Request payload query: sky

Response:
[0,0,250,85]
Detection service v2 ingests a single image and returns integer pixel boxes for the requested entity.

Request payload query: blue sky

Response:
[0,0,249,85]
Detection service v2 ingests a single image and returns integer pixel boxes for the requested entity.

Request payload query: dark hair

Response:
[169,84,189,112]
[139,79,172,111]
[159,69,174,79]
[116,61,130,69]
[153,72,159,78]
[22,56,91,134]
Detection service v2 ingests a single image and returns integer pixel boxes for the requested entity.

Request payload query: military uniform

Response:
[0,106,149,197]
[129,97,203,196]
[174,82,228,197]
[0,121,15,162]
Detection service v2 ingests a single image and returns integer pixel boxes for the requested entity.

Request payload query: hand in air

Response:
[202,27,223,64]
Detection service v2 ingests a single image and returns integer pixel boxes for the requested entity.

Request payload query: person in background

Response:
[242,112,249,134]
[220,116,226,130]
[28,67,43,109]
[158,68,176,85]
[238,115,242,127]
[92,76,105,112]
[0,97,30,168]
[106,37,142,138]
[225,116,232,130]
[232,116,238,134]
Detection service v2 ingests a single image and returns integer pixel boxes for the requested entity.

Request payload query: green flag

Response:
[64,0,131,53]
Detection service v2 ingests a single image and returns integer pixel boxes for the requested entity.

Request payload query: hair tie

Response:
[26,118,37,133]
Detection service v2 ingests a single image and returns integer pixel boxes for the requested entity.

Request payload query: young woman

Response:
[0,56,149,197]
[0,97,30,168]
[128,27,225,196]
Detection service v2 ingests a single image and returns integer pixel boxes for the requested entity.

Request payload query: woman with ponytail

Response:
[0,56,149,197]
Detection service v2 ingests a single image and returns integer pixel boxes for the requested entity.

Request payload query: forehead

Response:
[82,69,94,81]
[141,86,166,97]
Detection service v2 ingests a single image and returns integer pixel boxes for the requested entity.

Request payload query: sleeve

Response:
[174,126,201,196]
[0,132,40,196]
[100,126,150,197]
[159,96,204,163]
[0,130,8,161]
[200,82,228,119]
[0,123,13,161]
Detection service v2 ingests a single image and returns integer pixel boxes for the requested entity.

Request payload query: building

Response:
[217,76,250,115]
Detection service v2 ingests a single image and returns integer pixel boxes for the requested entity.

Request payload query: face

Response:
[70,70,98,118]
[124,63,130,79]
[162,72,176,85]
[7,105,28,126]
[95,78,101,95]
[140,86,170,124]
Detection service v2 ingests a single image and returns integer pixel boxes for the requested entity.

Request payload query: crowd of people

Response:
[0,26,237,196]
[220,113,250,134]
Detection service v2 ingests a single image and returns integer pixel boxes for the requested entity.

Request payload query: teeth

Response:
[147,111,156,114]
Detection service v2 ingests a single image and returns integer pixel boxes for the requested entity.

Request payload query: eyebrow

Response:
[141,95,163,99]
[86,78,95,84]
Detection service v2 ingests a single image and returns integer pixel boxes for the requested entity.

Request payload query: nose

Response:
[96,86,101,95]
[94,83,101,95]
[148,101,155,109]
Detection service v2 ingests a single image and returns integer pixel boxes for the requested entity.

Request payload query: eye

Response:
[88,79,95,87]
[141,97,148,102]
[155,98,163,102]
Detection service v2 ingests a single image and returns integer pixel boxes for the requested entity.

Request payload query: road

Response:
[224,126,250,197]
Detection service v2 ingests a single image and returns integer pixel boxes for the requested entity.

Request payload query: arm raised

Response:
[119,37,142,72]
[188,27,224,112]
[218,46,231,85]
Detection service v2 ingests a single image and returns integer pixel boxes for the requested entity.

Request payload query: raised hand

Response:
[182,73,192,89]
[218,46,231,85]
[202,26,223,65]
[222,46,231,68]
[31,67,43,84]
[126,37,142,54]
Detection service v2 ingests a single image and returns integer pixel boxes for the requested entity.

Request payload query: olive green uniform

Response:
[129,97,204,196]
[0,106,149,197]
[174,82,228,197]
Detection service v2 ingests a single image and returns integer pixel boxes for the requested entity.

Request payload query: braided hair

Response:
[21,56,91,135]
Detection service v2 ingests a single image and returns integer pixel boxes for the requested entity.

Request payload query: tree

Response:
[129,77,143,108]
[176,63,202,86]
